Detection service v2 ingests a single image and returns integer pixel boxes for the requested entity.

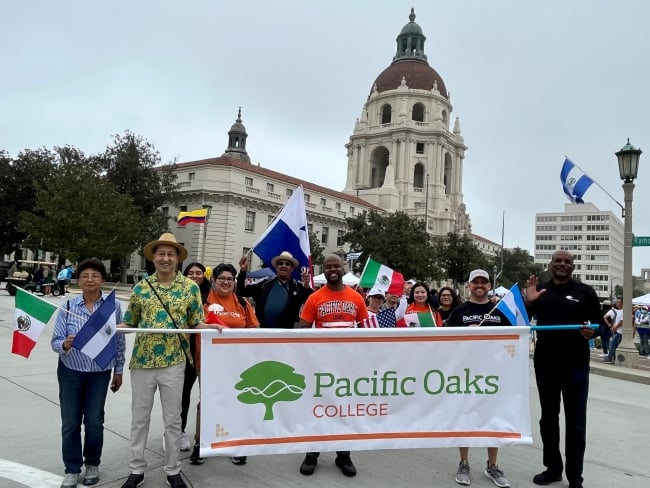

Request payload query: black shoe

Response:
[568,483,583,488]
[166,474,187,488]
[189,444,205,465]
[121,473,144,488]
[231,456,247,465]
[300,454,318,475]
[335,454,357,477]
[533,470,562,485]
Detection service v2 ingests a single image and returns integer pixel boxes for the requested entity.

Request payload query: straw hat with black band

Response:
[143,232,188,262]
[270,251,299,269]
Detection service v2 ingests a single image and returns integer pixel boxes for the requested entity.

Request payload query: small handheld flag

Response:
[496,284,530,326]
[72,290,118,368]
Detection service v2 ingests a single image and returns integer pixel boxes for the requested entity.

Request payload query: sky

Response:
[3,0,650,271]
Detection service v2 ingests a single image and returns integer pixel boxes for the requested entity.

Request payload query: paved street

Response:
[0,290,649,488]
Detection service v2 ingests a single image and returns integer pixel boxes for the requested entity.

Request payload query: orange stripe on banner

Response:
[210,431,522,449]
[211,334,519,345]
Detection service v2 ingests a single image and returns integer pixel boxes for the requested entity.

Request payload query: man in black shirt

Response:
[237,251,312,328]
[446,269,512,488]
[525,250,603,488]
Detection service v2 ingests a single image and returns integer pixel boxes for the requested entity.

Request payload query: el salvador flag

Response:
[252,185,311,279]
[72,290,118,369]
[560,158,594,204]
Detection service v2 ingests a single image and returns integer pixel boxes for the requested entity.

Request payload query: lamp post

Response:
[492,265,498,296]
[615,139,642,367]
[201,204,212,264]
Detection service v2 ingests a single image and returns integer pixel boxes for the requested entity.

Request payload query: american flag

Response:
[358,307,396,328]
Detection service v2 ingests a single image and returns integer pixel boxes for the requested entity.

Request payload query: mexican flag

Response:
[12,288,58,358]
[403,312,437,328]
[359,258,404,295]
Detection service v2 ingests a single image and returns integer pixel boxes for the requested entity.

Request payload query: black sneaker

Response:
[231,456,247,465]
[121,473,144,488]
[533,470,562,485]
[189,444,204,465]
[166,474,187,488]
[335,454,357,477]
[568,482,583,488]
[299,454,318,475]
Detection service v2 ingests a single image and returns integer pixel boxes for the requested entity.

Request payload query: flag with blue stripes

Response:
[560,158,594,204]
[496,284,530,326]
[71,290,117,368]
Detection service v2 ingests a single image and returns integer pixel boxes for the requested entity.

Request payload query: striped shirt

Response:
[51,293,126,373]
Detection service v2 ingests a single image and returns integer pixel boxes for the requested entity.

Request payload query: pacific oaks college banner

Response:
[199,327,532,458]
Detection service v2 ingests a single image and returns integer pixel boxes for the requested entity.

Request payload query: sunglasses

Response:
[276,260,293,266]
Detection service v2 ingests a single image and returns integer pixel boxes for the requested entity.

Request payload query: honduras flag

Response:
[496,284,530,326]
[560,158,594,203]
[252,185,311,279]
[72,290,118,368]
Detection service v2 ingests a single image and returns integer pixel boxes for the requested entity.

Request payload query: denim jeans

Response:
[608,333,622,361]
[638,330,650,356]
[57,361,111,474]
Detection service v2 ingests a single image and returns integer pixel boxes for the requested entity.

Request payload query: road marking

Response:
[0,459,62,488]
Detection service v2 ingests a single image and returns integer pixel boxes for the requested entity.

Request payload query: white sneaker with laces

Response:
[180,432,191,451]
[61,472,78,488]
[484,463,510,487]
[455,460,471,485]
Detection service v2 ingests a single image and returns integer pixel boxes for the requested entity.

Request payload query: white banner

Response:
[199,327,532,457]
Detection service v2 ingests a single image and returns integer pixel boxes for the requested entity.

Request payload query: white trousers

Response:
[128,362,185,476]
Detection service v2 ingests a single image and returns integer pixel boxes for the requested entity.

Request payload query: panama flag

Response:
[560,158,594,204]
[252,185,311,280]
[403,311,437,328]
[496,284,530,326]
[177,208,208,226]
[359,258,405,296]
[72,290,118,368]
[12,288,58,358]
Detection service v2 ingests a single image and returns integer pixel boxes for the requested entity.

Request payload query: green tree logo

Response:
[235,361,306,420]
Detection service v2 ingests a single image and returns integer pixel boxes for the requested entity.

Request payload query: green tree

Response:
[308,231,325,269]
[343,210,439,280]
[491,247,545,288]
[433,232,489,287]
[0,148,56,257]
[18,147,140,261]
[234,361,306,420]
[98,131,179,281]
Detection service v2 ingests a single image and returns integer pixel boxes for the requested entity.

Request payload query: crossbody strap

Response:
[144,278,193,365]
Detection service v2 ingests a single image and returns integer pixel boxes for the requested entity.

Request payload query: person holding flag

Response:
[445,269,512,488]
[404,281,441,327]
[50,258,125,487]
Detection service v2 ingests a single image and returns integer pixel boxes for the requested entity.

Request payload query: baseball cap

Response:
[468,269,490,282]
[367,287,386,298]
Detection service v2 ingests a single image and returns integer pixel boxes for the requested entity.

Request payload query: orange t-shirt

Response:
[300,286,369,328]
[195,291,259,370]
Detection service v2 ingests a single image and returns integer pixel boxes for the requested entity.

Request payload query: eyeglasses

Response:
[216,276,234,283]
[276,260,293,266]
[440,294,453,298]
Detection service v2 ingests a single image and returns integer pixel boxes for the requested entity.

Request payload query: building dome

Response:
[371,60,448,98]
[369,8,448,99]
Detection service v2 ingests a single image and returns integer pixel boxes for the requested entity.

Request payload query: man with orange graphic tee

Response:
[297,254,368,477]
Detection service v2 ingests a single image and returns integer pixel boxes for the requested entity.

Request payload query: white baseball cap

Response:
[367,287,386,298]
[468,269,490,282]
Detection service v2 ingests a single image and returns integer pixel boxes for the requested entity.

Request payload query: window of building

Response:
[336,202,341,210]
[304,193,310,202]
[180,205,187,212]
[245,211,256,231]
[337,229,345,246]
[381,104,392,124]
[412,103,425,122]
[321,226,329,244]
[416,142,425,154]
[245,177,253,187]
[188,172,195,181]
[267,183,274,192]
[320,198,327,207]
[350,206,355,214]
[286,188,293,197]
[308,223,313,233]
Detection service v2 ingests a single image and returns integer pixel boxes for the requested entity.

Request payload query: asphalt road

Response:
[0,290,648,488]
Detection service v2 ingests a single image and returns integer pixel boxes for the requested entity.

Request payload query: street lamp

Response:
[201,204,212,263]
[615,139,642,367]
[492,265,498,296]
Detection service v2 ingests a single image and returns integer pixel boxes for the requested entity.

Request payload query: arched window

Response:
[381,104,392,124]
[412,103,425,122]
[441,110,448,127]
[443,153,453,195]
[370,146,390,188]
[413,163,425,189]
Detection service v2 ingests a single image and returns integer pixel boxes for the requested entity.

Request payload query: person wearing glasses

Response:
[437,286,461,326]
[237,251,312,329]
[189,263,259,467]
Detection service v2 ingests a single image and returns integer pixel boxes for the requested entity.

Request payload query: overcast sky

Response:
[3,0,650,272]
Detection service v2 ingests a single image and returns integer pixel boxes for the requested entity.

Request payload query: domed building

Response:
[343,8,471,236]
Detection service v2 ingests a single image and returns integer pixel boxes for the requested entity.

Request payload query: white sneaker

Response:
[180,432,191,451]
[60,472,78,487]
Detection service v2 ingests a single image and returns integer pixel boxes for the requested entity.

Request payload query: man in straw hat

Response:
[236,250,313,328]
[120,233,221,488]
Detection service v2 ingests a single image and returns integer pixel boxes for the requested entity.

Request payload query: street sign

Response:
[633,236,650,246]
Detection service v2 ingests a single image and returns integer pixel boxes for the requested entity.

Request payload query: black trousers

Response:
[534,361,589,485]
